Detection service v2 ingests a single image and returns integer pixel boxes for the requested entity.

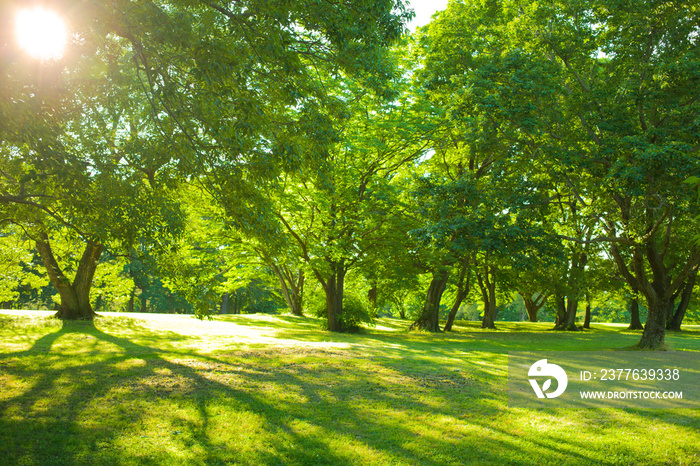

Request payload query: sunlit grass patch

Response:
[1,311,699,465]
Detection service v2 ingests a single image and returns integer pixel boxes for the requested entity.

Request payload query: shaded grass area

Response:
[1,313,699,465]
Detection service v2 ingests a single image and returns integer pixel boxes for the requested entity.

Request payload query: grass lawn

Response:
[1,311,699,465]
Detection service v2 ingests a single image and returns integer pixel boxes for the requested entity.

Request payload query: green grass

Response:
[1,311,699,465]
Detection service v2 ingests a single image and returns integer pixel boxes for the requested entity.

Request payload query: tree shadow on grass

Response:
[1,317,697,465]
[1,319,360,465]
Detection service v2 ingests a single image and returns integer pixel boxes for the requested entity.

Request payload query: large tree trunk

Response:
[411,269,449,332]
[36,233,103,320]
[220,293,229,314]
[444,256,471,332]
[667,271,696,331]
[636,243,675,349]
[628,296,644,330]
[480,290,496,329]
[367,284,377,310]
[638,296,671,349]
[554,296,580,331]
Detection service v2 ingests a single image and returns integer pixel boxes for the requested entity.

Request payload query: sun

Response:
[15,7,68,60]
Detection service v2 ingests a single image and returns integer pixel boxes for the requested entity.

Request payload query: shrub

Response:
[339,294,376,333]
[313,293,376,332]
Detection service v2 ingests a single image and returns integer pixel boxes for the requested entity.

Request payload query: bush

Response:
[313,293,376,332]
[339,294,376,333]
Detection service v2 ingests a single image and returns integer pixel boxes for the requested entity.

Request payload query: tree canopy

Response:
[2,0,699,349]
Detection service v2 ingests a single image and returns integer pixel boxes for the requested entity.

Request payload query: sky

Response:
[405,0,450,31]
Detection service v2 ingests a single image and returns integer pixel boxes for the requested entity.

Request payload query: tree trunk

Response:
[480,289,496,329]
[273,265,305,317]
[638,296,671,349]
[411,269,449,332]
[367,284,377,310]
[140,292,147,313]
[128,287,135,313]
[583,290,591,329]
[36,233,103,320]
[667,271,696,331]
[554,252,586,331]
[293,270,305,317]
[444,256,471,332]
[231,291,240,314]
[609,237,700,349]
[477,264,496,329]
[323,264,346,332]
[220,293,229,314]
[522,296,538,323]
[554,296,580,331]
[391,296,406,319]
[554,294,566,327]
[521,292,547,322]
[443,288,467,332]
[628,297,643,330]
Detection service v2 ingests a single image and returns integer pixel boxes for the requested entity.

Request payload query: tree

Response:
[2,1,413,320]
[1,25,184,319]
[271,72,431,331]
[408,2,563,331]
[418,0,700,348]
[101,0,416,326]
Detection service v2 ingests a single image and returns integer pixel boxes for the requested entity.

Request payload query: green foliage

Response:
[312,291,376,332]
[0,231,46,305]
[338,294,377,333]
[89,258,134,312]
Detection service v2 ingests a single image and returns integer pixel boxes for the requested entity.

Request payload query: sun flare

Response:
[15,7,68,60]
